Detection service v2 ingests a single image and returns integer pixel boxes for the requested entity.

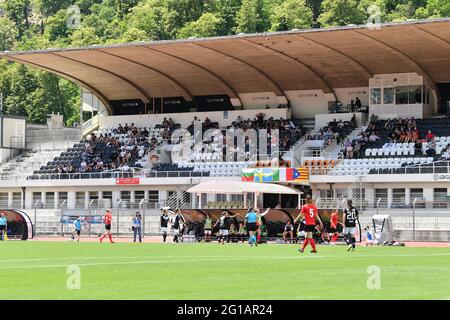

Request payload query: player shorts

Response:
[173,229,179,236]
[104,224,111,231]
[304,225,315,232]
[329,227,338,233]
[75,229,81,236]
[0,225,5,231]
[204,229,211,235]
[246,222,257,232]
[219,229,228,236]
[343,227,356,235]
[161,227,168,234]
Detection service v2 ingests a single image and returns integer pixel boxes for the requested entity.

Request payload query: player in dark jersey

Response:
[214,211,236,244]
[172,209,184,244]
[160,208,171,243]
[283,221,294,243]
[343,200,359,251]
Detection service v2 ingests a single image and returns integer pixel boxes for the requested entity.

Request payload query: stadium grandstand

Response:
[1,18,450,242]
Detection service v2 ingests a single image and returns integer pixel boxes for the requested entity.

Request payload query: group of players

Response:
[157,195,360,252]
[69,196,360,252]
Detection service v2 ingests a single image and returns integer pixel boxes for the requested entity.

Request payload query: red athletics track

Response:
[29,237,450,247]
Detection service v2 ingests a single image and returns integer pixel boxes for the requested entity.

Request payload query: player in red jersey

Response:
[294,196,323,253]
[99,209,114,243]
[329,208,342,246]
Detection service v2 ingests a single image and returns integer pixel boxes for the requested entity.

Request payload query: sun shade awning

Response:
[187,181,302,195]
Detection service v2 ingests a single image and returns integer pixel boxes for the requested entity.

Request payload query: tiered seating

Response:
[303,159,339,174]
[330,157,435,175]
[421,136,450,155]
[366,143,416,157]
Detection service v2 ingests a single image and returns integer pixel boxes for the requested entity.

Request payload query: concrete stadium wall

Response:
[99,108,291,130]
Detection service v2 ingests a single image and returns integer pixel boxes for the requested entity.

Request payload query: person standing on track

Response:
[294,196,323,253]
[343,200,359,251]
[71,216,82,242]
[329,209,342,246]
[0,212,7,241]
[255,208,270,244]
[172,209,184,244]
[244,208,258,246]
[203,214,212,243]
[283,221,294,244]
[100,209,114,243]
[160,208,171,243]
[132,212,142,243]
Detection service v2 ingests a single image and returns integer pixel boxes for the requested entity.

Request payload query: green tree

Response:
[69,26,101,46]
[318,0,367,27]
[236,0,270,33]
[270,0,313,31]
[0,16,18,51]
[423,0,450,18]
[177,12,223,39]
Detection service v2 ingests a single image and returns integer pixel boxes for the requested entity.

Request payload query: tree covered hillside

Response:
[0,0,449,125]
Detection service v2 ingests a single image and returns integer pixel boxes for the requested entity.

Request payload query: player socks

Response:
[331,234,338,243]
[301,238,309,251]
[163,234,167,242]
[351,237,356,249]
[310,238,317,251]
[108,234,113,243]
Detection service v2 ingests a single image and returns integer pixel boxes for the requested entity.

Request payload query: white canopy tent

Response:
[187,181,302,209]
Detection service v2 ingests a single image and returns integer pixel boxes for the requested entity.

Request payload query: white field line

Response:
[1,253,450,270]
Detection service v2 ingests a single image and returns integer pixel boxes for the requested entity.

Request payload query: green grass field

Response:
[0,241,449,300]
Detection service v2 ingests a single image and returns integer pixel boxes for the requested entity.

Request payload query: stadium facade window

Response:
[148,191,158,204]
[392,189,405,206]
[410,188,425,208]
[375,188,388,208]
[409,85,422,104]
[433,188,448,208]
[102,191,112,200]
[216,194,227,202]
[395,86,410,104]
[58,192,68,203]
[89,191,99,201]
[45,192,55,208]
[75,192,85,208]
[383,87,395,104]
[0,192,8,207]
[12,192,21,208]
[231,194,244,202]
[32,192,42,206]
[319,189,332,199]
[370,88,381,105]
[135,191,145,203]
[121,191,131,200]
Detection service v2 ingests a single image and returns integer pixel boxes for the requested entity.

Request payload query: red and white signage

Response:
[116,178,140,185]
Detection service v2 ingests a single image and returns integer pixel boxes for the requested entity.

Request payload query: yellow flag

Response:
[3,232,8,241]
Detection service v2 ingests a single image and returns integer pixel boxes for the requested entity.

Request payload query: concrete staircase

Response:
[0,149,67,179]
[323,125,367,159]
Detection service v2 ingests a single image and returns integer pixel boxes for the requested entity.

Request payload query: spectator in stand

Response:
[355,97,362,111]
[426,130,435,142]
[345,140,354,159]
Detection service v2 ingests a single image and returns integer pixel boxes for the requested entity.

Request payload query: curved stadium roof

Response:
[1,18,450,113]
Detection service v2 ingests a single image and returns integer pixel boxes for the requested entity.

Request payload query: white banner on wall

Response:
[238,92,280,109]
[285,90,329,118]
[333,87,369,107]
